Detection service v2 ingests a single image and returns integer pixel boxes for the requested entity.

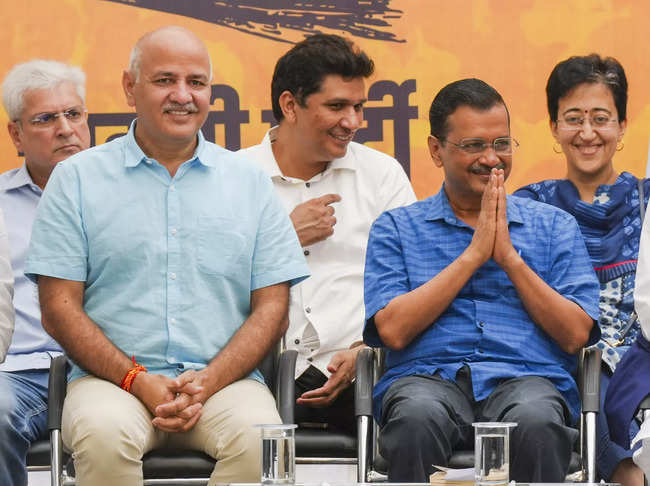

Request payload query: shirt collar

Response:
[261,126,357,181]
[123,119,211,168]
[1,163,39,192]
[425,184,524,225]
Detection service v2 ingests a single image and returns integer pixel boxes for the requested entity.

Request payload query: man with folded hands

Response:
[363,78,600,483]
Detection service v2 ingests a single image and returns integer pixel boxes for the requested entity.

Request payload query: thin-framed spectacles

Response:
[19,106,87,128]
[443,136,519,155]
[557,114,619,131]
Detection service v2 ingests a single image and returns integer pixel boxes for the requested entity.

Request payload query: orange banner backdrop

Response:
[2,0,650,199]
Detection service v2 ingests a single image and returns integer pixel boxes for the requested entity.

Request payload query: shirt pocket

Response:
[196,216,248,276]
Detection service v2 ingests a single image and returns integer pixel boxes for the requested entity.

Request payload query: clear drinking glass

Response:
[256,424,297,485]
[472,422,517,486]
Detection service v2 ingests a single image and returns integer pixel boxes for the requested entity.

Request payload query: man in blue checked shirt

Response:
[363,78,600,483]
[24,26,309,485]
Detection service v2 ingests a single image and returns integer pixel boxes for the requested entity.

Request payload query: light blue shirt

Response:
[0,164,62,371]
[25,122,310,383]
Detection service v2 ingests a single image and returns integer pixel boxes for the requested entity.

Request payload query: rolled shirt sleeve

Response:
[24,163,88,283]
[363,211,410,347]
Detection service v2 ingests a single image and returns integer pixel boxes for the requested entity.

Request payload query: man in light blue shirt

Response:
[0,59,90,486]
[25,26,309,486]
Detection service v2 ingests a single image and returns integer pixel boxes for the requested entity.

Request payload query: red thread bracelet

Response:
[120,356,147,393]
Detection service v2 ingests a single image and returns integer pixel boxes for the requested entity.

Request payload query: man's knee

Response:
[0,377,17,438]
[382,393,459,457]
[507,400,564,434]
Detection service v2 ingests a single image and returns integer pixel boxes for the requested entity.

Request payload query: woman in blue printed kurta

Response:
[515,54,648,486]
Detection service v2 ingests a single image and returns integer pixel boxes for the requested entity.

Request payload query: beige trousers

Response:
[62,375,281,485]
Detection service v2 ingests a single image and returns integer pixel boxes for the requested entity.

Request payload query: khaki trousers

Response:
[62,375,281,485]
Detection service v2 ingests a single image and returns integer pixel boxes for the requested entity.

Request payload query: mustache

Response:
[162,102,199,113]
[469,163,507,175]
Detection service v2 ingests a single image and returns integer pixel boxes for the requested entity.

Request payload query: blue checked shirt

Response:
[363,187,600,424]
[25,121,309,384]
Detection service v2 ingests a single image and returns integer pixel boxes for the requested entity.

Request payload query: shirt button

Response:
[170,185,176,191]
[170,317,177,324]
[294,339,300,345]
[305,182,311,188]
[305,306,311,313]
[170,228,177,236]
[304,249,310,256]
[479,322,485,327]
[170,273,177,280]
[307,357,313,362]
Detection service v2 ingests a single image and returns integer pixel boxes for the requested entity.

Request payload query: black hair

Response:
[546,54,627,122]
[429,78,507,140]
[271,34,374,122]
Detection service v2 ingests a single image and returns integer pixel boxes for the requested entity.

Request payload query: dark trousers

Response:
[379,368,578,482]
[294,365,356,434]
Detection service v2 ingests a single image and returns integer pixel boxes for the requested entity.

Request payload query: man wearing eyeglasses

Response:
[363,78,600,482]
[0,59,90,486]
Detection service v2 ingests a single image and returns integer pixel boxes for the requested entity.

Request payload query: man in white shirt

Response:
[241,34,416,432]
[0,208,13,362]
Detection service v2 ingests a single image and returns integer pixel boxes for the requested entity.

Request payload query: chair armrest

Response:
[276,349,297,424]
[47,355,68,431]
[580,347,601,413]
[355,347,375,417]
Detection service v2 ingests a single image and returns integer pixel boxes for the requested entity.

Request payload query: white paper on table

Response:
[432,466,474,481]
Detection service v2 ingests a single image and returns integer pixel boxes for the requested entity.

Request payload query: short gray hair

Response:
[2,59,86,121]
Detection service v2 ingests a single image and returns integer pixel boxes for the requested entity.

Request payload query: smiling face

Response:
[7,82,90,187]
[551,82,626,182]
[122,28,211,155]
[293,74,366,163]
[428,103,511,207]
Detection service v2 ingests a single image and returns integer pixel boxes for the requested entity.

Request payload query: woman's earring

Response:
[616,141,625,151]
[553,143,563,154]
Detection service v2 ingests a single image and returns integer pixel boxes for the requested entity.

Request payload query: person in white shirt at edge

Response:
[0,60,90,486]
[0,208,14,362]
[240,34,416,433]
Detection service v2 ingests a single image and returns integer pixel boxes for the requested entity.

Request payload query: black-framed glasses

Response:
[21,106,87,128]
[557,114,619,130]
[443,136,519,155]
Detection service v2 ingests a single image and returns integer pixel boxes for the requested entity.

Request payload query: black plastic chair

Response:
[26,438,51,474]
[277,350,360,479]
[355,346,602,482]
[48,347,295,486]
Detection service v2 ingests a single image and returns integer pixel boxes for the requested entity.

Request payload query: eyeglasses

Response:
[557,114,619,130]
[443,137,519,155]
[21,107,87,128]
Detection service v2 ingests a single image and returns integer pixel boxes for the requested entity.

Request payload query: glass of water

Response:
[472,422,517,486]
[256,424,297,485]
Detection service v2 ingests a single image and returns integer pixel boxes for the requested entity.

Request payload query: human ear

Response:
[428,135,444,168]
